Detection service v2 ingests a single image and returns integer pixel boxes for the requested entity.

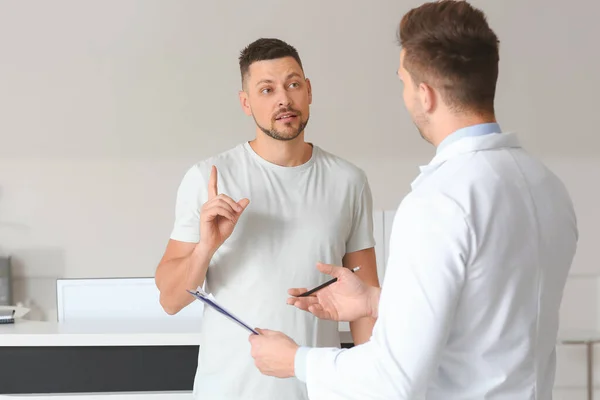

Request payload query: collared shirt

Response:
[294,132,578,399]
[436,122,501,154]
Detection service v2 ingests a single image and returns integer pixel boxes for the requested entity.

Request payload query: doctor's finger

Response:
[316,262,345,279]
[288,288,310,297]
[307,304,333,320]
[287,296,319,310]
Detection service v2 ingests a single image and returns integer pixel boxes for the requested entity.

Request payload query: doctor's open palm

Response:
[200,166,250,254]
[287,263,380,322]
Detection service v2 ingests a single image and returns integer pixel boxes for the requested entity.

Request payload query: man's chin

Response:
[274,132,302,141]
[256,117,308,142]
[267,126,303,141]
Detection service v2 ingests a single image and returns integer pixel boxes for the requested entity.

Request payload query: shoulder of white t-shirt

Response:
[313,145,368,185]
[184,144,246,176]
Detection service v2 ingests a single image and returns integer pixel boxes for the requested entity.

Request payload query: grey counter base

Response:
[0,342,354,395]
[0,345,199,394]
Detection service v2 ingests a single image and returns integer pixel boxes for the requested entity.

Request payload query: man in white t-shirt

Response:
[154,38,379,400]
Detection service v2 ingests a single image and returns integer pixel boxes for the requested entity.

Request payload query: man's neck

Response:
[431,113,497,147]
[249,131,313,167]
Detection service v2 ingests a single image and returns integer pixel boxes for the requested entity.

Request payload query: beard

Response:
[253,108,310,142]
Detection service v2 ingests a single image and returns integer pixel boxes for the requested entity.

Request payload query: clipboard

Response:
[187,288,259,335]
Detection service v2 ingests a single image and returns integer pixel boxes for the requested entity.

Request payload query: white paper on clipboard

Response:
[187,288,258,335]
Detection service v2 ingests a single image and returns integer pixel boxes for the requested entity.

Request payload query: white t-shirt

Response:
[170,142,375,400]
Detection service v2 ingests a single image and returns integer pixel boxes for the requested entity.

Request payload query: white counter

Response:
[0,319,203,347]
[0,319,353,347]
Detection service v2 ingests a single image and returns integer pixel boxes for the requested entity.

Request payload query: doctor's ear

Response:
[418,82,436,113]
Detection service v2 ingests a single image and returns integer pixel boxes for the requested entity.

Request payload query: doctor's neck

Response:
[427,109,498,148]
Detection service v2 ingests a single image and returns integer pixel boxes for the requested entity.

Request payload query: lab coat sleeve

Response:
[304,193,471,400]
[295,346,310,382]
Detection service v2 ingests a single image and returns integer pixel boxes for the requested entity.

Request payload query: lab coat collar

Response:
[411,132,521,190]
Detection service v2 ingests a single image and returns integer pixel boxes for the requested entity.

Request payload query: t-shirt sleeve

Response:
[169,165,207,243]
[345,174,376,253]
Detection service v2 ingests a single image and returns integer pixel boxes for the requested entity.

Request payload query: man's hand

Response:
[287,262,380,322]
[199,165,249,255]
[249,329,299,378]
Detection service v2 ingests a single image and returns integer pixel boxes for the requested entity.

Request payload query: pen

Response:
[297,266,361,297]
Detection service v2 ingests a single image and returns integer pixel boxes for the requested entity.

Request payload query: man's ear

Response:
[239,90,252,116]
[306,78,312,105]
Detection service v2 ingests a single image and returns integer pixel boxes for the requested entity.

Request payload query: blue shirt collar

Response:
[436,122,501,154]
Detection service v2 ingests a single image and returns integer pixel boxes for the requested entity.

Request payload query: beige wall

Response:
[0,0,599,397]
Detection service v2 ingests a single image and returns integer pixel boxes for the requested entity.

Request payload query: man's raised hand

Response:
[199,165,249,254]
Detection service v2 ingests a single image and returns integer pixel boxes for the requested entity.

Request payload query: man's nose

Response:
[276,91,292,108]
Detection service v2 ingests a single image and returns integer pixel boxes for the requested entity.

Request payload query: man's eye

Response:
[289,82,299,89]
[261,88,271,94]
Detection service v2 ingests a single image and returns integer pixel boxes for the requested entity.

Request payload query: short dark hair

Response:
[238,38,304,88]
[398,0,500,114]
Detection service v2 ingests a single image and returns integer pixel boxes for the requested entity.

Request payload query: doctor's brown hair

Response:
[398,0,500,115]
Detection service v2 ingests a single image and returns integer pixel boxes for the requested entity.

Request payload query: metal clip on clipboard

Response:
[187,288,259,335]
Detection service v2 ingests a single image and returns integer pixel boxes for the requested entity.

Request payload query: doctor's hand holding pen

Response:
[248,262,382,379]
[286,262,381,322]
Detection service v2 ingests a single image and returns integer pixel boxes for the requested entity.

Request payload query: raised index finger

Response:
[208,165,218,200]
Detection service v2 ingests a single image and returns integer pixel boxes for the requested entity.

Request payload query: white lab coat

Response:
[302,133,578,399]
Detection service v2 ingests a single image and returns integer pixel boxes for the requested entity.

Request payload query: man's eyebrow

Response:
[255,73,302,87]
[286,72,302,80]
[255,79,273,87]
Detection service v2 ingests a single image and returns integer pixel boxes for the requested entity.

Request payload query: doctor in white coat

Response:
[248,1,578,399]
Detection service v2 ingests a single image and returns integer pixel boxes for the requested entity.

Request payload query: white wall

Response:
[0,0,599,397]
